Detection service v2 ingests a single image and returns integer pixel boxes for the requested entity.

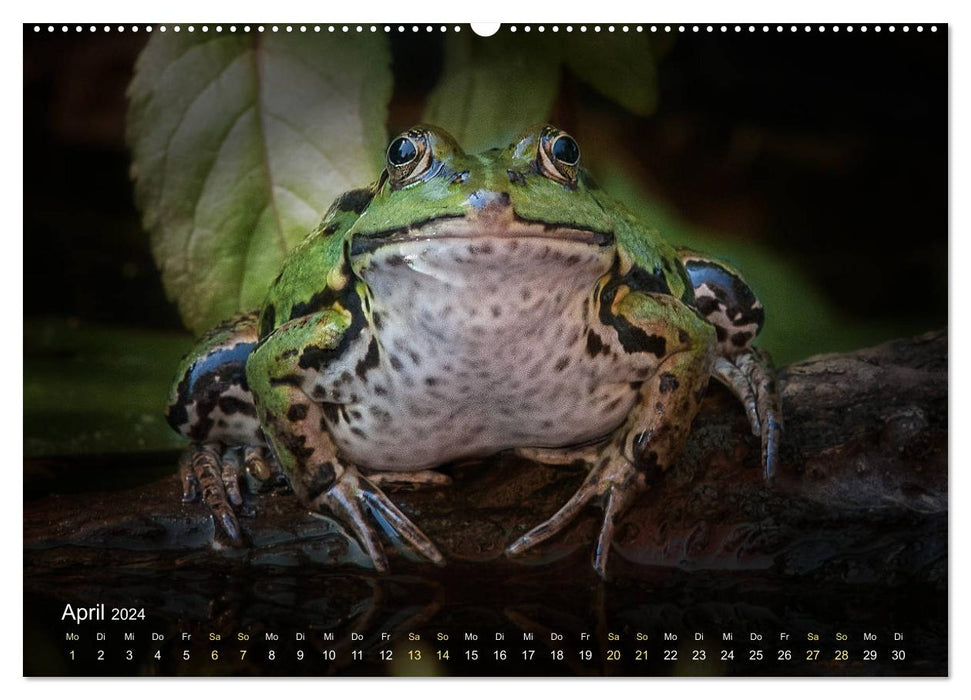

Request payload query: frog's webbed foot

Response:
[361,468,453,490]
[311,466,446,572]
[713,347,783,481]
[179,443,282,543]
[507,454,644,577]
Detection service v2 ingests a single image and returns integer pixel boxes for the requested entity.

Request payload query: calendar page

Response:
[23,21,947,677]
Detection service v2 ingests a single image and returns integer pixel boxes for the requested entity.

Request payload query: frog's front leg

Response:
[507,292,715,578]
[246,309,445,572]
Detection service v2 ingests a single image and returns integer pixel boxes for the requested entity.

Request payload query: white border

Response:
[7,1,964,699]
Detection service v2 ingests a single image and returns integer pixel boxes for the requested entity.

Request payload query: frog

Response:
[166,124,781,578]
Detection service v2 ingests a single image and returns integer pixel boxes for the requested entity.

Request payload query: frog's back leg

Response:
[167,311,279,541]
[167,311,264,445]
[677,249,782,480]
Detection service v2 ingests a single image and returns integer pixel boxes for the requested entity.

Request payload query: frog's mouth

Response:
[349,206,613,258]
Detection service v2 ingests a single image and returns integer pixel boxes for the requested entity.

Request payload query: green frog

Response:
[167,124,781,578]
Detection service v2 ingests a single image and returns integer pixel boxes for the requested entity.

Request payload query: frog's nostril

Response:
[467,190,511,210]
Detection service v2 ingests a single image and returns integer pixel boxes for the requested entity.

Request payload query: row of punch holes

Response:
[33,24,940,34]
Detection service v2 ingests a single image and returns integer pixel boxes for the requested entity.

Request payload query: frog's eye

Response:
[387,136,417,167]
[552,135,580,166]
[537,128,581,187]
[386,129,436,188]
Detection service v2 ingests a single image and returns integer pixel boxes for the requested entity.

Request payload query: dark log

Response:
[24,331,946,585]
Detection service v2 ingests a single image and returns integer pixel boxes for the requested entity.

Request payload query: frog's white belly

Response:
[315,236,649,470]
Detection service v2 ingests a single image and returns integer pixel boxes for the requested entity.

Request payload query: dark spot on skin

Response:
[655,401,664,412]
[693,295,719,316]
[586,330,608,357]
[300,461,337,501]
[521,288,532,302]
[269,374,303,387]
[425,377,438,386]
[321,403,340,425]
[678,329,690,344]
[369,406,392,423]
[334,188,374,214]
[635,447,661,474]
[374,384,388,396]
[217,419,227,428]
[554,356,570,371]
[340,371,353,385]
[385,254,407,267]
[355,338,380,380]
[715,326,728,342]
[218,395,257,417]
[389,355,403,370]
[311,386,327,400]
[491,305,502,318]
[629,381,644,391]
[605,397,623,412]
[287,404,309,422]
[507,169,526,186]
[372,311,383,329]
[565,254,581,266]
[280,349,298,359]
[408,350,421,366]
[350,427,367,438]
[279,430,315,461]
[658,373,679,394]
[259,305,276,339]
[731,331,753,347]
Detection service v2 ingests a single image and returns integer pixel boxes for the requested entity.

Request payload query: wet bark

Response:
[24,331,947,585]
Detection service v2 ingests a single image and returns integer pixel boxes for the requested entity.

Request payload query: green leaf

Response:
[422,33,561,152]
[127,32,392,335]
[564,34,658,116]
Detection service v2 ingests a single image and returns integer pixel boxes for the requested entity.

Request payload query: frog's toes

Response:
[712,347,783,481]
[312,466,446,572]
[242,445,285,490]
[363,469,453,490]
[506,455,644,577]
[178,442,276,542]
[178,442,244,543]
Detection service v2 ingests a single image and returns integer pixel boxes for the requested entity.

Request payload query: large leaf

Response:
[423,31,660,152]
[127,32,392,335]
[423,33,561,152]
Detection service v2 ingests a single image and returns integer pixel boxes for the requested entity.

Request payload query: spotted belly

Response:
[323,330,641,470]
[314,236,651,470]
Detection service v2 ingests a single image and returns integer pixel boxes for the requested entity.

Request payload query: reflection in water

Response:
[24,549,945,676]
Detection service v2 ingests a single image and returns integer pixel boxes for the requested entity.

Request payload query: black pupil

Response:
[388,137,417,166]
[552,136,579,165]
